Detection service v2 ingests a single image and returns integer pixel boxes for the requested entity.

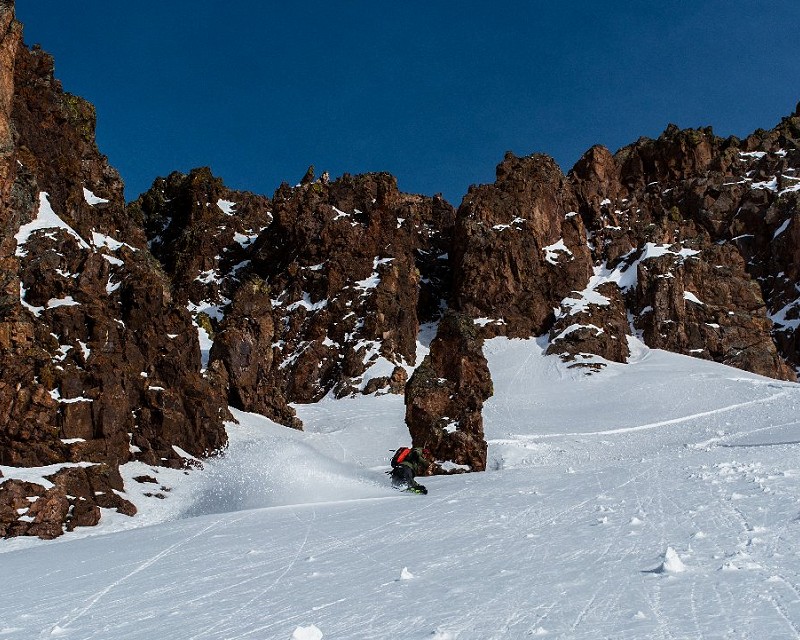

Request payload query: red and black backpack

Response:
[390,447,412,468]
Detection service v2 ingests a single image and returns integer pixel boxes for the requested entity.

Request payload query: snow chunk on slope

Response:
[653,547,687,574]
[92,231,137,252]
[286,292,328,312]
[640,242,699,261]
[773,218,791,239]
[559,284,611,316]
[543,239,573,265]
[292,625,323,640]
[354,257,394,293]
[551,323,603,342]
[493,216,526,231]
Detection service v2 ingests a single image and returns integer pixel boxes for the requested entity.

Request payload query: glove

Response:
[411,485,427,494]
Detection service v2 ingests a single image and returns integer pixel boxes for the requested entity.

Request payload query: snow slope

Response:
[2,337,800,639]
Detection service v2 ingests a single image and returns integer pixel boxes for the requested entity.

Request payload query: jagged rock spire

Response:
[300,164,315,185]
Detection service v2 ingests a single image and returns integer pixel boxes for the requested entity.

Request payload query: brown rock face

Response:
[632,241,793,379]
[565,121,798,380]
[251,173,455,403]
[130,167,273,311]
[0,2,23,323]
[137,169,455,416]
[207,275,300,427]
[0,5,229,538]
[616,125,719,191]
[451,118,797,382]
[226,172,455,406]
[0,4,20,153]
[405,312,492,472]
[131,168,294,424]
[546,281,631,367]
[453,152,593,338]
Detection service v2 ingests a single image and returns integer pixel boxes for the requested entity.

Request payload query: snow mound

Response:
[292,625,323,640]
[652,547,687,574]
[184,409,393,516]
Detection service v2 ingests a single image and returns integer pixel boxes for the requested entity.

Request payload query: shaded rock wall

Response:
[0,4,229,539]
[130,167,273,311]
[453,153,593,338]
[248,173,454,402]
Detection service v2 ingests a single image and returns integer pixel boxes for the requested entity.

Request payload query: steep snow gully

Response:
[2,336,800,639]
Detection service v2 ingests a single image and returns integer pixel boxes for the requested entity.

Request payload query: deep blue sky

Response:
[15,2,800,205]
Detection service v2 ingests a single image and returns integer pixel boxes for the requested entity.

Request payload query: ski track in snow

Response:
[514,389,793,439]
[1,337,800,638]
[187,510,317,640]
[41,515,242,639]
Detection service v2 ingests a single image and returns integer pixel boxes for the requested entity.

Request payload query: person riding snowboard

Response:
[389,447,432,494]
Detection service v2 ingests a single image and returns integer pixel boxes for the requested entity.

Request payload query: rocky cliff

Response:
[1,2,799,538]
[0,4,228,538]
[131,167,455,425]
[560,121,800,378]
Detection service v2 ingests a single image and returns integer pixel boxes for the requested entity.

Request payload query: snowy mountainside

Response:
[4,0,800,539]
[2,337,800,639]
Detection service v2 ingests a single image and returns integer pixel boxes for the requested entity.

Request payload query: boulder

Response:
[0,464,136,540]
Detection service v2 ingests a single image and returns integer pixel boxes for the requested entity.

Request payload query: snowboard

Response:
[404,485,427,495]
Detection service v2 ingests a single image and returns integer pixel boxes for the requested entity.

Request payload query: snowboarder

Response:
[389,446,432,494]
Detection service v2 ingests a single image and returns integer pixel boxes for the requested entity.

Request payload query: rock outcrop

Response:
[129,168,295,424]
[130,167,274,314]
[207,275,300,427]
[563,121,798,379]
[137,168,457,419]
[405,312,492,472]
[0,464,135,539]
[453,152,593,338]
[0,3,228,539]
[245,173,455,403]
[546,281,631,367]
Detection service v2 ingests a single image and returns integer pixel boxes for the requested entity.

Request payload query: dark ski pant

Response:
[391,465,422,490]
